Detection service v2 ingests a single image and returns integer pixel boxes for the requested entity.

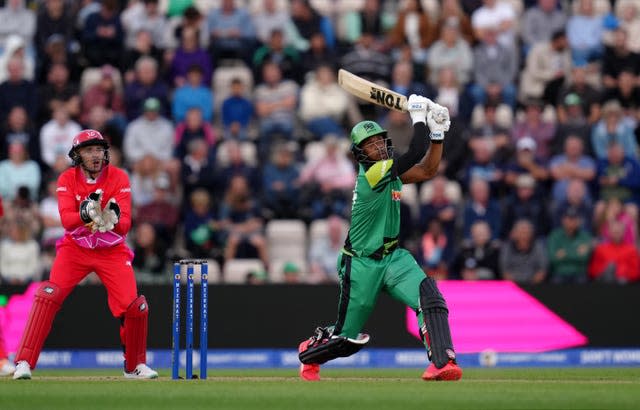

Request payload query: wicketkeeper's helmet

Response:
[68,129,110,166]
[350,120,393,165]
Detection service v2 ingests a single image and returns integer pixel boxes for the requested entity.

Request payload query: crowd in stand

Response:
[0,0,638,285]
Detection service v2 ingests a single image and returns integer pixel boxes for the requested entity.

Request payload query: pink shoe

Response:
[421,360,462,381]
[298,339,320,381]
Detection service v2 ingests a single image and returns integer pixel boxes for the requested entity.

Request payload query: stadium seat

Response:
[211,64,253,117]
[216,140,258,167]
[223,259,265,284]
[265,219,307,272]
[419,179,462,205]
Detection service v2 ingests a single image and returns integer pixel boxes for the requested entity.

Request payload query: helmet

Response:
[68,129,110,166]
[349,121,393,165]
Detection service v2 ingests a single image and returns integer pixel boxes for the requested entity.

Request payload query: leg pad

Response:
[15,282,65,368]
[419,277,456,368]
[122,295,149,373]
[299,327,369,365]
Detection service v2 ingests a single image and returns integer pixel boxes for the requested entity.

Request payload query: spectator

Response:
[252,28,301,84]
[500,219,548,284]
[308,214,345,284]
[435,0,475,44]
[471,0,517,50]
[216,140,260,197]
[121,29,163,84]
[168,26,212,88]
[462,178,501,240]
[552,178,594,231]
[123,97,175,167]
[341,0,387,45]
[1,105,40,166]
[289,0,323,52]
[81,0,124,67]
[463,138,503,194]
[556,65,602,125]
[451,220,500,280]
[519,30,571,106]
[0,0,35,50]
[80,64,124,128]
[207,0,256,64]
[502,174,549,237]
[591,100,638,160]
[549,135,596,204]
[180,138,217,203]
[174,106,217,162]
[618,1,640,53]
[131,222,167,277]
[39,62,80,127]
[218,175,268,267]
[300,32,338,77]
[221,78,254,141]
[433,67,473,123]
[553,93,593,156]
[37,32,81,85]
[420,219,451,279]
[298,136,356,219]
[588,220,640,283]
[596,142,640,208]
[390,60,434,102]
[38,178,64,249]
[166,5,209,50]
[252,0,294,46]
[298,64,349,139]
[567,0,604,65]
[428,17,473,87]
[0,34,34,84]
[341,31,392,85]
[511,99,556,162]
[521,0,567,50]
[503,137,550,192]
[0,56,37,122]
[282,261,302,284]
[595,197,637,245]
[135,173,180,238]
[35,0,75,60]
[39,106,82,169]
[470,27,517,108]
[123,56,169,121]
[254,62,299,157]
[547,206,593,284]
[469,101,512,163]
[0,219,40,284]
[183,188,221,259]
[387,0,435,63]
[171,64,213,123]
[0,141,40,202]
[419,176,458,245]
[601,70,640,117]
[262,143,300,220]
[121,0,167,50]
[1,186,41,239]
[601,28,639,90]
[245,268,268,284]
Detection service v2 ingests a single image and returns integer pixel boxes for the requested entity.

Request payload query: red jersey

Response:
[56,164,132,249]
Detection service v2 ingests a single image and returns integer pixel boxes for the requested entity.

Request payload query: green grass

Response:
[1,368,640,410]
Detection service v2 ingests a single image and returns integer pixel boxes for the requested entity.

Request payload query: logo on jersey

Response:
[391,190,402,201]
[56,186,67,192]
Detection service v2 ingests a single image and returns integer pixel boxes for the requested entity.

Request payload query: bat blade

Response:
[338,69,408,112]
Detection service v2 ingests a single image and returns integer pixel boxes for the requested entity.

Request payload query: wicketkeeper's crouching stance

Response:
[13,130,157,380]
[298,95,462,381]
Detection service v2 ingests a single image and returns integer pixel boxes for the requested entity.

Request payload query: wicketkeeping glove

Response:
[97,198,120,233]
[427,104,451,142]
[407,94,431,125]
[80,189,104,226]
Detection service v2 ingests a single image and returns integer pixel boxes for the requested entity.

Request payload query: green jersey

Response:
[344,159,402,258]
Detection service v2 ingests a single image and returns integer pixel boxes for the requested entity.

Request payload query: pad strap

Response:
[14,282,66,368]
[419,277,456,368]
[122,295,149,373]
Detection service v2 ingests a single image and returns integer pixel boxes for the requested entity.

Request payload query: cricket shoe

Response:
[298,339,320,381]
[0,359,16,376]
[421,360,462,381]
[12,361,31,380]
[123,363,158,379]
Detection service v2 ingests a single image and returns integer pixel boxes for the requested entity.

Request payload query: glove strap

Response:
[430,132,444,142]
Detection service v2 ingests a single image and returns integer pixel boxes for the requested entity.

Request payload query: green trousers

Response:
[333,248,426,345]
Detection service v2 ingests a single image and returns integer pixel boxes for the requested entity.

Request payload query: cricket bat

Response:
[338,69,408,112]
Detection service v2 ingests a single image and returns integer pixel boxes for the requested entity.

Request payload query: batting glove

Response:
[80,189,104,226]
[407,94,430,125]
[427,104,451,142]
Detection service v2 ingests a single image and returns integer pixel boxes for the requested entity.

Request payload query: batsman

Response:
[298,95,462,381]
[12,130,158,380]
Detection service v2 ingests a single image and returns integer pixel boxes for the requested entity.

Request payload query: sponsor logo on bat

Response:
[369,87,403,110]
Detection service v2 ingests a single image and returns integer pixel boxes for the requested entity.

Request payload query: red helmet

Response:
[68,129,110,165]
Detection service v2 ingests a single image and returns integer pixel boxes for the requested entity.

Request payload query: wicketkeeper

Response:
[12,130,158,380]
[298,95,462,381]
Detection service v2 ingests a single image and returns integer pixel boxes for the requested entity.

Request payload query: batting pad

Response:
[123,295,149,373]
[14,282,64,368]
